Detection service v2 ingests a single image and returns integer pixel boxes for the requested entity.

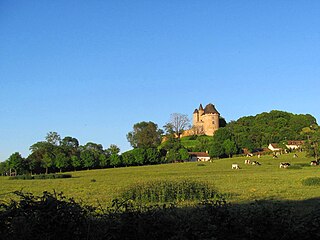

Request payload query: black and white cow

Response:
[279,162,290,168]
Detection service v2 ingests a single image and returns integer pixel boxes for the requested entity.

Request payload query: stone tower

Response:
[192,103,220,136]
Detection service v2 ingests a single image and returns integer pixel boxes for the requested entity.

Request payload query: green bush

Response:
[9,174,72,180]
[120,179,221,204]
[1,191,320,240]
[8,174,33,180]
[302,177,320,186]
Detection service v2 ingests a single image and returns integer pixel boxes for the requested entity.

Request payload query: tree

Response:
[304,126,320,160]
[0,161,8,176]
[61,136,79,149]
[98,153,108,168]
[42,153,54,174]
[108,144,122,167]
[55,152,70,172]
[71,155,82,171]
[110,154,122,167]
[165,113,190,138]
[127,121,163,148]
[80,150,95,170]
[121,150,134,166]
[145,148,161,164]
[45,131,61,146]
[209,142,225,159]
[7,152,25,175]
[61,136,79,156]
[29,141,57,173]
[108,144,120,155]
[132,148,145,165]
[178,148,190,160]
[223,139,238,158]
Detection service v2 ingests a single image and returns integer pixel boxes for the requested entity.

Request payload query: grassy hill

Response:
[179,135,212,150]
[1,152,319,208]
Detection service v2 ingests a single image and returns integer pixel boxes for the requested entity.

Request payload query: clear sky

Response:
[1,1,320,161]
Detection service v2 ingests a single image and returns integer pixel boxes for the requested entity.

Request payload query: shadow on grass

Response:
[1,191,320,240]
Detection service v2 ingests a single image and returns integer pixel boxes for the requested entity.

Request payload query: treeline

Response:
[0,131,170,176]
[187,110,318,158]
[1,110,319,175]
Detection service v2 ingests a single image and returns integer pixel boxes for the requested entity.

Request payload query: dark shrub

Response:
[302,177,320,186]
[9,174,72,180]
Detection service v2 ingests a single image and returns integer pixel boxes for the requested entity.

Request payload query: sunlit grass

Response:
[0,152,319,207]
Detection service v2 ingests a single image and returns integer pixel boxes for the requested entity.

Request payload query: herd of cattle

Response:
[231,154,320,170]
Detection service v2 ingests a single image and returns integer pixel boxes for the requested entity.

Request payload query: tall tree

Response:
[7,152,25,175]
[304,126,320,160]
[165,113,190,138]
[45,131,61,146]
[108,144,121,167]
[55,152,70,172]
[108,144,120,155]
[223,139,238,158]
[80,150,95,170]
[71,155,82,171]
[127,121,163,148]
[61,136,79,156]
[42,153,54,174]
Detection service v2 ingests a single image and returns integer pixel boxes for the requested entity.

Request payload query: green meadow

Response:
[1,152,319,207]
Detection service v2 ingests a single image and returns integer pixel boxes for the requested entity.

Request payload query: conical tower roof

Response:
[199,104,204,111]
[204,103,219,114]
[193,109,199,114]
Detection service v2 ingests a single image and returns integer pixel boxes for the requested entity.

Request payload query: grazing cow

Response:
[310,161,318,166]
[246,153,253,157]
[280,162,290,168]
[293,154,298,158]
[244,159,251,164]
[251,161,261,165]
[273,155,278,159]
[232,164,240,169]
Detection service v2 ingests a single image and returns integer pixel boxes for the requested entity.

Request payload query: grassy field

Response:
[1,152,319,207]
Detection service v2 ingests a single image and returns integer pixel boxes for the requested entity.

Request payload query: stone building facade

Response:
[191,103,220,136]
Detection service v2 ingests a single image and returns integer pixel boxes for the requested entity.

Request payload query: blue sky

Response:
[1,1,320,161]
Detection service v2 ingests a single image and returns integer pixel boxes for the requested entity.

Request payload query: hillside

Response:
[1,152,319,207]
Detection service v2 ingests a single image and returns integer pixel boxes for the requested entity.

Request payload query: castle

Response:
[191,103,220,136]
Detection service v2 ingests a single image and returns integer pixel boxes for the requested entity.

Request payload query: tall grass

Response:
[121,179,221,203]
[301,177,320,186]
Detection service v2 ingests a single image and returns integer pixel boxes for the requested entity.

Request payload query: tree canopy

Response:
[127,121,163,148]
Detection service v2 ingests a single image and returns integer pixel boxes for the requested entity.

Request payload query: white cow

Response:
[232,164,240,169]
[244,159,251,164]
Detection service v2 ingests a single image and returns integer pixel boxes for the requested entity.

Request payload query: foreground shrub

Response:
[302,177,320,186]
[1,191,320,240]
[0,191,89,240]
[120,179,221,204]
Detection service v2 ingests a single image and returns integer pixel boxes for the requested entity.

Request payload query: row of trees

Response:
[0,132,123,176]
[1,117,187,175]
[1,110,319,175]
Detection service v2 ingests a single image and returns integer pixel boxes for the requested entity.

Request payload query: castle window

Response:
[212,121,215,124]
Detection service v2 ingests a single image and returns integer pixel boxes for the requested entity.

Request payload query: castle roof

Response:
[204,103,219,114]
[193,109,199,114]
[199,104,204,111]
